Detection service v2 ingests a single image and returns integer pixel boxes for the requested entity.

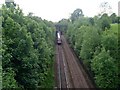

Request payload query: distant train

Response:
[56,31,62,45]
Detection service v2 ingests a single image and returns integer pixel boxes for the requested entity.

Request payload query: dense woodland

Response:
[0,8,2,89]
[0,2,119,89]
[58,9,119,88]
[1,3,55,88]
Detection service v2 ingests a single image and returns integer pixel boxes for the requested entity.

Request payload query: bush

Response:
[80,26,101,68]
[91,48,118,88]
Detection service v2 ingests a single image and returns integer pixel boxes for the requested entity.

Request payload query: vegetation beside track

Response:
[1,3,55,89]
[1,1,119,89]
[57,9,119,88]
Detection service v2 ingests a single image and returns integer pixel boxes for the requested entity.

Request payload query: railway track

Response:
[55,35,95,89]
[55,45,73,89]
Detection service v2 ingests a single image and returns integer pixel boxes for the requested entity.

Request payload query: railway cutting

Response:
[54,35,95,89]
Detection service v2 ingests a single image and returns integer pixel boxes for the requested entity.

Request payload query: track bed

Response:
[54,35,95,89]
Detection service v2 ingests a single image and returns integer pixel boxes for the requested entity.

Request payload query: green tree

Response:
[2,68,18,88]
[91,48,118,88]
[101,30,118,59]
[89,17,94,26]
[110,13,117,23]
[70,8,84,22]
[2,3,55,88]
[80,26,101,68]
[74,25,87,55]
[99,13,111,30]
[64,7,118,89]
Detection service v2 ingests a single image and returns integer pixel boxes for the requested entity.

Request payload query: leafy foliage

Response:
[74,26,87,55]
[65,10,119,88]
[0,8,2,89]
[91,48,118,88]
[110,13,117,23]
[70,8,84,22]
[2,68,18,88]
[80,26,101,68]
[99,13,111,30]
[101,29,118,59]
[2,3,55,89]
[80,26,101,60]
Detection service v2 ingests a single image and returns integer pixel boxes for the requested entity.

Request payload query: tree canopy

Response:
[2,3,55,88]
[70,8,84,22]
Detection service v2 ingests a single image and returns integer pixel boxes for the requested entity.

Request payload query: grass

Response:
[110,23,119,33]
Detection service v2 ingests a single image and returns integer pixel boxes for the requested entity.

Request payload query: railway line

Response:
[55,35,95,89]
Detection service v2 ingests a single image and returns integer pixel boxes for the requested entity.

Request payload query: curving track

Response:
[54,35,95,89]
